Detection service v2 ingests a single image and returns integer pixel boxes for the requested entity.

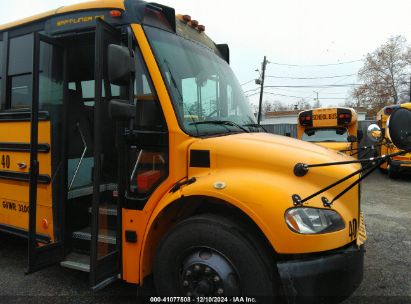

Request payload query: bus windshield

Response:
[302,127,348,142]
[144,26,257,136]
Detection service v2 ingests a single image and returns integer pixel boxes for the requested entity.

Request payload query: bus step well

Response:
[87,204,117,216]
[72,226,117,245]
[60,252,90,272]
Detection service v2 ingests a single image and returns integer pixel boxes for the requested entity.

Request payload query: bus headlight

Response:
[285,207,345,234]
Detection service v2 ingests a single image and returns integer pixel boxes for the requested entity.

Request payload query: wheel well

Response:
[140,195,277,281]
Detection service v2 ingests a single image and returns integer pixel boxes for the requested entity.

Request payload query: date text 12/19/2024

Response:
[149,297,258,303]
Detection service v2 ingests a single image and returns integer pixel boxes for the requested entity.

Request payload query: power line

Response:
[263,91,346,100]
[265,84,366,88]
[265,87,348,95]
[261,86,348,94]
[243,87,260,94]
[265,73,357,80]
[268,59,363,67]
[240,79,256,86]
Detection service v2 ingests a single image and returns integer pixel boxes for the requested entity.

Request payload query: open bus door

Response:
[89,18,123,290]
[27,33,65,273]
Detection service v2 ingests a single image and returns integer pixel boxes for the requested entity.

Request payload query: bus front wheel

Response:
[153,214,277,301]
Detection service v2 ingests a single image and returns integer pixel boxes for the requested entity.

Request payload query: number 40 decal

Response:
[1,154,10,169]
[349,218,358,241]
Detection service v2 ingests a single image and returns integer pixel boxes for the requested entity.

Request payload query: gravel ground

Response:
[342,171,411,304]
[0,171,410,304]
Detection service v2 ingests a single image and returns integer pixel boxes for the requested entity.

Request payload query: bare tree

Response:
[313,99,322,108]
[352,35,410,112]
[295,99,312,110]
[262,100,273,115]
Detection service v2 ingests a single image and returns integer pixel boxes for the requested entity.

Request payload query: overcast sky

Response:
[1,0,411,108]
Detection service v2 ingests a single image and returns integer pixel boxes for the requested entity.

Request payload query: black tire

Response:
[153,214,277,301]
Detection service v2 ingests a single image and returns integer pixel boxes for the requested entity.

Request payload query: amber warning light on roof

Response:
[179,14,205,32]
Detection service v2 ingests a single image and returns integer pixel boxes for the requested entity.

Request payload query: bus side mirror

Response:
[357,130,363,141]
[388,107,411,150]
[347,135,357,143]
[367,124,383,142]
[108,44,135,86]
[109,99,136,121]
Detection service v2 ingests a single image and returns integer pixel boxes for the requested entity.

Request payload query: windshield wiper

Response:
[190,120,249,133]
[243,123,267,132]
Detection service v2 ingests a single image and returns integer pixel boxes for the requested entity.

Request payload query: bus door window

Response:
[65,42,95,190]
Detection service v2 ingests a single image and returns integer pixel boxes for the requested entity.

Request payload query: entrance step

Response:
[72,226,116,245]
[88,204,117,216]
[60,252,90,272]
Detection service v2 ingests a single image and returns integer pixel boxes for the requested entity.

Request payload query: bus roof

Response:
[299,107,355,115]
[0,0,225,62]
[0,0,125,32]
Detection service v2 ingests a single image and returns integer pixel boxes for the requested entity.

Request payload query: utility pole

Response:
[257,56,268,125]
[314,91,319,102]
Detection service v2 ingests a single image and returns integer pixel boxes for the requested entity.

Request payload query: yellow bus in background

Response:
[297,107,362,157]
[0,0,366,301]
[376,103,411,178]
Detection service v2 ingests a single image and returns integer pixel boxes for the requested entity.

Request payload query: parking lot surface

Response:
[1,171,410,304]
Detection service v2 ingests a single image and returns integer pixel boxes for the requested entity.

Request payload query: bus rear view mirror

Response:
[388,107,411,150]
[108,44,135,86]
[367,124,383,142]
[109,99,136,121]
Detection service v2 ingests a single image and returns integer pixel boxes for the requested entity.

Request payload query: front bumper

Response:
[390,160,411,171]
[277,243,364,304]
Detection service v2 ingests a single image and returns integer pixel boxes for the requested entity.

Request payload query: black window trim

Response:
[0,20,45,112]
[0,32,8,110]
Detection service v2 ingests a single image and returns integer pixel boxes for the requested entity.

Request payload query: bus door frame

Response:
[27,33,67,273]
[90,18,124,290]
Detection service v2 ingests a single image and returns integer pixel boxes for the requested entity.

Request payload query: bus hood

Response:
[188,132,359,179]
[313,141,352,153]
[186,132,361,253]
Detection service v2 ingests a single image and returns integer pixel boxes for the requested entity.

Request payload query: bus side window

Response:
[8,34,33,109]
[133,45,165,130]
[127,43,168,197]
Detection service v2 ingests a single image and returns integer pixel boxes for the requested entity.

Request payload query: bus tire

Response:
[153,214,277,301]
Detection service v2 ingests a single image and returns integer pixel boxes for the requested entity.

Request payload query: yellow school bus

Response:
[376,103,411,177]
[297,107,362,157]
[0,1,366,301]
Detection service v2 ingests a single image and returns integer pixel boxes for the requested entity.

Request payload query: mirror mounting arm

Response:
[294,148,411,177]
[292,148,411,207]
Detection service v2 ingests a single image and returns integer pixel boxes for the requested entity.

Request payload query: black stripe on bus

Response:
[0,142,50,153]
[0,223,51,244]
[0,170,51,184]
[0,111,49,122]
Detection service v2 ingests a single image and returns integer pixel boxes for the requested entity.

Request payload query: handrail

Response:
[68,122,88,190]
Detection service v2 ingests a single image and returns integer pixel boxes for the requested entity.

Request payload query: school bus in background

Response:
[376,103,411,178]
[297,107,362,157]
[0,0,365,301]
